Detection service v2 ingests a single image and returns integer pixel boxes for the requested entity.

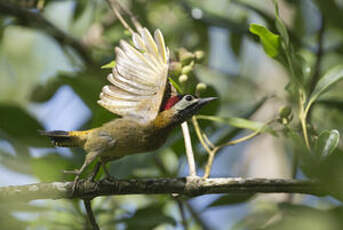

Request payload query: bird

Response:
[41,28,216,188]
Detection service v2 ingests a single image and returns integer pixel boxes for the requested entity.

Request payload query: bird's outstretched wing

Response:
[98,28,169,124]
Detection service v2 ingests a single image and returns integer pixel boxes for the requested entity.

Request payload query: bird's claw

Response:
[103,167,116,181]
[104,175,116,182]
[71,175,81,196]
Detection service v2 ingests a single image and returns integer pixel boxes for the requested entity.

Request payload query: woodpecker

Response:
[41,28,215,185]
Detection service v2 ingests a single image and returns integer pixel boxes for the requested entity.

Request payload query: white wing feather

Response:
[97,28,169,124]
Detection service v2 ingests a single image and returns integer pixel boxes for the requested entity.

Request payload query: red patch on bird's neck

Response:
[163,95,182,111]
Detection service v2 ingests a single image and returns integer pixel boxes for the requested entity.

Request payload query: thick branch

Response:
[0,177,324,202]
[0,2,94,65]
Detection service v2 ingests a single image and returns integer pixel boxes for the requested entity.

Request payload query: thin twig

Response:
[192,116,213,154]
[309,16,326,95]
[105,0,135,35]
[287,153,299,203]
[113,0,142,31]
[89,162,102,181]
[216,130,261,150]
[181,122,197,177]
[308,16,326,122]
[184,202,212,230]
[191,116,218,179]
[299,92,311,150]
[0,2,94,65]
[83,199,100,230]
[203,133,215,149]
[196,116,272,178]
[154,156,190,229]
[203,149,218,178]
[175,198,188,230]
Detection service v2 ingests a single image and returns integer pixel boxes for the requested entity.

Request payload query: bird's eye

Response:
[185,95,193,101]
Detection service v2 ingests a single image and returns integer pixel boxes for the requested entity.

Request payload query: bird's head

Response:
[154,95,217,128]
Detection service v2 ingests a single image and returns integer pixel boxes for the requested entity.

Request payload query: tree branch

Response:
[175,198,189,230]
[309,16,326,94]
[0,177,325,202]
[0,2,95,66]
[83,199,100,230]
[184,201,211,230]
[105,0,135,35]
[181,121,197,177]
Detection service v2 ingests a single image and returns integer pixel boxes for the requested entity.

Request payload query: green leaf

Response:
[31,153,75,181]
[0,150,32,174]
[72,1,88,21]
[306,65,343,111]
[249,24,280,58]
[275,18,289,48]
[90,106,117,128]
[52,71,116,127]
[232,210,276,230]
[230,32,243,57]
[196,96,269,158]
[315,130,340,159]
[59,72,105,111]
[273,0,289,47]
[107,152,157,178]
[267,203,340,230]
[168,77,183,94]
[196,85,220,116]
[116,204,176,230]
[30,78,63,102]
[100,60,116,69]
[314,0,343,29]
[0,104,49,147]
[207,194,254,207]
[317,99,343,111]
[196,115,268,132]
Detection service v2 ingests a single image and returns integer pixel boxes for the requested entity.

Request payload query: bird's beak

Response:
[197,97,218,107]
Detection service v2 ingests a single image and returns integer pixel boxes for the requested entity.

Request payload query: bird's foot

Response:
[104,175,116,182]
[103,170,116,181]
[101,162,116,181]
[62,169,82,196]
[87,162,102,182]
[103,169,116,182]
[71,175,81,196]
[104,170,116,182]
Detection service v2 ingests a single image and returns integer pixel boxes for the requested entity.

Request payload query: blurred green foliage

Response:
[2,0,343,229]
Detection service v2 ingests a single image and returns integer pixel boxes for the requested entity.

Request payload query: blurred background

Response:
[2,0,343,229]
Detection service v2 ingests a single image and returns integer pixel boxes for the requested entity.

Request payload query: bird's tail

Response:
[39,130,92,147]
